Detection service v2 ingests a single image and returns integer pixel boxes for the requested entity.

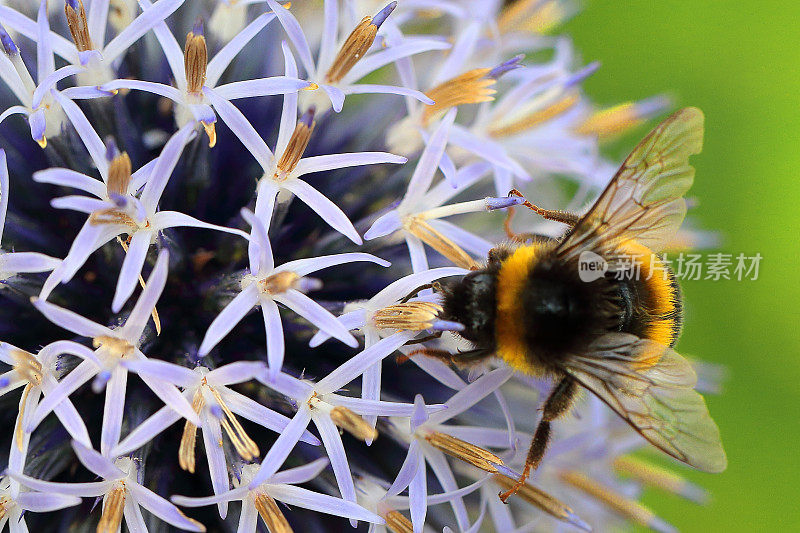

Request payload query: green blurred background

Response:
[565,2,800,530]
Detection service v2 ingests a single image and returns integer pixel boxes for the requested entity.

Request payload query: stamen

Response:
[97,485,126,533]
[14,383,34,450]
[179,390,205,473]
[423,69,494,125]
[92,336,135,358]
[259,271,300,294]
[254,493,293,533]
[404,216,479,269]
[372,301,443,331]
[384,510,413,533]
[560,470,677,533]
[117,237,161,334]
[424,431,504,473]
[11,349,43,384]
[209,387,259,460]
[202,120,216,148]
[329,406,378,442]
[185,20,207,95]
[107,150,132,197]
[88,208,138,228]
[324,2,396,83]
[0,496,8,521]
[488,91,579,138]
[613,456,710,504]
[275,107,316,180]
[493,474,591,531]
[498,0,575,35]
[574,96,670,140]
[65,0,94,52]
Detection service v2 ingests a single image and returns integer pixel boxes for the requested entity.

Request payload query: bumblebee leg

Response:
[401,347,493,366]
[499,376,578,503]
[507,188,581,228]
[399,283,437,303]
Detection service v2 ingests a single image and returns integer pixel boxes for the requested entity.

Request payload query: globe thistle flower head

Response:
[0,2,723,532]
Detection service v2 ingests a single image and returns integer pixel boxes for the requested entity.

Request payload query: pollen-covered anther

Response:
[275,107,316,180]
[201,120,216,148]
[209,386,259,460]
[498,0,573,35]
[0,497,8,520]
[424,431,504,473]
[259,271,300,294]
[324,2,396,83]
[184,21,208,95]
[179,390,205,473]
[403,216,479,270]
[97,484,126,533]
[107,152,132,196]
[613,456,710,504]
[493,474,590,530]
[560,470,677,533]
[92,336,135,358]
[65,0,94,52]
[422,68,495,125]
[329,406,378,442]
[384,510,413,533]
[574,97,669,140]
[488,90,579,138]
[254,493,293,533]
[88,208,138,228]
[372,302,443,331]
[10,349,42,450]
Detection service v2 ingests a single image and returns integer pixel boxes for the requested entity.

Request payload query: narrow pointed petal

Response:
[282,179,361,244]
[206,12,277,87]
[50,195,110,214]
[316,331,415,394]
[250,407,312,486]
[102,0,184,63]
[198,284,259,356]
[101,78,182,101]
[344,39,450,84]
[71,439,124,480]
[127,482,206,531]
[312,414,357,509]
[33,168,106,198]
[16,492,81,512]
[9,473,110,497]
[112,229,152,312]
[424,448,469,531]
[142,372,202,426]
[139,123,194,213]
[200,416,230,518]
[171,486,249,508]
[276,41,300,155]
[112,405,181,456]
[277,252,389,278]
[429,367,514,425]
[0,252,60,274]
[204,87,274,171]
[270,457,329,485]
[240,208,274,275]
[320,83,345,112]
[150,210,250,239]
[261,298,285,378]
[364,209,402,240]
[276,289,357,349]
[100,367,128,456]
[122,358,197,388]
[402,108,456,208]
[27,359,96,431]
[293,152,406,177]
[270,484,383,523]
[309,310,365,348]
[53,91,108,178]
[136,0,185,88]
[218,388,319,445]
[35,0,55,82]
[236,500,258,533]
[207,361,266,386]
[123,499,149,533]
[264,0,315,76]
[121,249,169,341]
[340,84,433,105]
[405,234,429,273]
[32,298,112,338]
[213,76,311,100]
[387,441,422,497]
[408,453,427,533]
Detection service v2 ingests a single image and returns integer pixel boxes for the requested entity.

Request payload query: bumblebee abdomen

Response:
[616,241,683,348]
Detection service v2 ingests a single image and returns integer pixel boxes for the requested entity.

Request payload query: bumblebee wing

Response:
[557,107,704,262]
[563,332,727,473]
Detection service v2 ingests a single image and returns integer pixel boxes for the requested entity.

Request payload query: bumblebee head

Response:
[439,269,498,347]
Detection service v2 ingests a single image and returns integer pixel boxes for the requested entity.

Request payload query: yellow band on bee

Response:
[495,245,540,374]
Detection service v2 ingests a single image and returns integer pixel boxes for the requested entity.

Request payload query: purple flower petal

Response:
[276,289,357,349]
[293,152,406,177]
[99,366,127,455]
[112,229,152,313]
[0,252,60,274]
[320,83,345,112]
[282,179,361,244]
[250,407,312,486]
[139,124,194,214]
[33,168,106,198]
[71,439,124,480]
[341,84,433,105]
[199,415,230,518]
[344,39,450,84]
[121,249,169,342]
[264,0,315,77]
[269,457,329,485]
[198,283,259,356]
[260,297,285,378]
[53,90,108,178]
[112,405,181,456]
[312,413,358,513]
[213,76,311,100]
[127,481,206,531]
[269,484,383,523]
[102,0,184,63]
[206,12,278,87]
[27,359,96,432]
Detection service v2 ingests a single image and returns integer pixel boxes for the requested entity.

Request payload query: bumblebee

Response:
[431,108,727,501]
